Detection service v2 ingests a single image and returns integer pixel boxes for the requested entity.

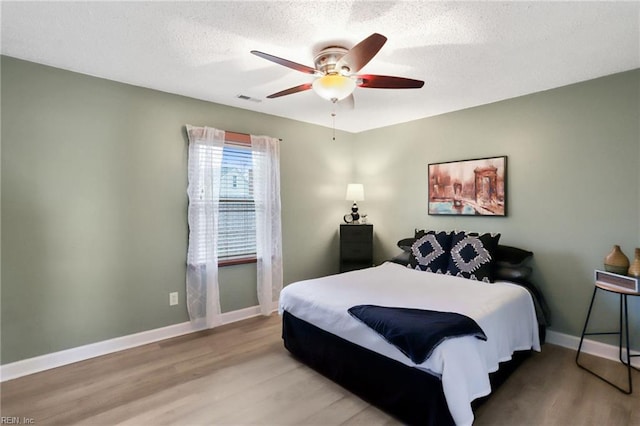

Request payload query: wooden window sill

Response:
[219,257,257,267]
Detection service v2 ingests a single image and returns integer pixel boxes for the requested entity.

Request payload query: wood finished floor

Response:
[1,314,639,425]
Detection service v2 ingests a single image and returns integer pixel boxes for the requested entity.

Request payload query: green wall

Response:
[1,56,353,363]
[354,69,640,347]
[1,56,639,364]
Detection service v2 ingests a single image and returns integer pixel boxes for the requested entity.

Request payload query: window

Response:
[218,145,256,262]
[186,125,282,324]
[189,131,257,266]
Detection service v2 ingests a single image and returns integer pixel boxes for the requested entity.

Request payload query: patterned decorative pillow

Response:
[408,231,453,273]
[447,231,501,282]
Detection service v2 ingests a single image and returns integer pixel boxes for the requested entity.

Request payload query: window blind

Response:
[218,145,256,260]
[190,142,256,264]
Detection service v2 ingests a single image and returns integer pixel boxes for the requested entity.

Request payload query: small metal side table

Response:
[575,280,640,394]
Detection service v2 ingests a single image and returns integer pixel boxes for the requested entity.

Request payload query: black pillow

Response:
[408,231,453,274]
[397,238,416,252]
[390,251,411,266]
[495,245,533,267]
[494,265,533,282]
[447,231,501,282]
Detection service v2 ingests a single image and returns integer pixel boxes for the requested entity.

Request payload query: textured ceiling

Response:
[2,1,639,133]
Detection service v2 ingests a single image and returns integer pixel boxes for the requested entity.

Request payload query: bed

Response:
[279,231,549,426]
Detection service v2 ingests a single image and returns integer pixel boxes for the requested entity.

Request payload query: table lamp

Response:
[345,183,364,223]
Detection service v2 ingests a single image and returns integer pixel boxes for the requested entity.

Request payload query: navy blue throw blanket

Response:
[348,305,487,364]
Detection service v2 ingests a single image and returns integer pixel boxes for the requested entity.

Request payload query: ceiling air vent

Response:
[236,94,261,103]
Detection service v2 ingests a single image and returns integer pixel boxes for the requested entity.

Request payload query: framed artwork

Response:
[428,156,507,216]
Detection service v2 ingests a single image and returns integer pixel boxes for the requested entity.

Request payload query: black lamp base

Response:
[351,203,360,222]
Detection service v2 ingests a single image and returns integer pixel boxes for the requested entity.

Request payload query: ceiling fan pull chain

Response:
[332,112,336,141]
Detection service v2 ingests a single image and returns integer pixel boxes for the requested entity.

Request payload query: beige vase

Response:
[628,248,640,278]
[604,245,629,275]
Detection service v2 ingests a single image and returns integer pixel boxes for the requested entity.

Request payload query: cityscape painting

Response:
[428,156,507,216]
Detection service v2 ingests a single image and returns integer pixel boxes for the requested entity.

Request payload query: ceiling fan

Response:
[251,33,424,105]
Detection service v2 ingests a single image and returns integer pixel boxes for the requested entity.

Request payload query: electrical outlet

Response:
[169,292,179,306]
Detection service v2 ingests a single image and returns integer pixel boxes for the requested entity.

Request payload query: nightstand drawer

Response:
[341,242,372,261]
[340,224,373,242]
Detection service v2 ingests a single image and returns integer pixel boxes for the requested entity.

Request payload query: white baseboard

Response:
[3,312,634,383]
[0,303,278,382]
[546,329,640,368]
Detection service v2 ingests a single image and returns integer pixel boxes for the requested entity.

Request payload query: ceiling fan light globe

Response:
[312,75,356,101]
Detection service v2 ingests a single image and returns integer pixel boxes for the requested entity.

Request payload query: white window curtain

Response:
[251,135,283,316]
[185,125,224,328]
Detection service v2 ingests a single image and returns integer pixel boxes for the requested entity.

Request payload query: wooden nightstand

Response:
[340,224,373,273]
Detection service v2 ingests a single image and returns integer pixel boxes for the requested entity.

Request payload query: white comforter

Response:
[279,262,540,426]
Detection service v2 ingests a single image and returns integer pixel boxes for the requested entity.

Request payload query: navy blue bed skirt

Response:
[281,310,531,425]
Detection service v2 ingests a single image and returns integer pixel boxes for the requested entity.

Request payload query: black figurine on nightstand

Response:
[343,202,361,224]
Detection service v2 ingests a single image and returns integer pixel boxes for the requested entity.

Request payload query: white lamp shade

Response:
[346,183,365,201]
[312,75,356,101]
